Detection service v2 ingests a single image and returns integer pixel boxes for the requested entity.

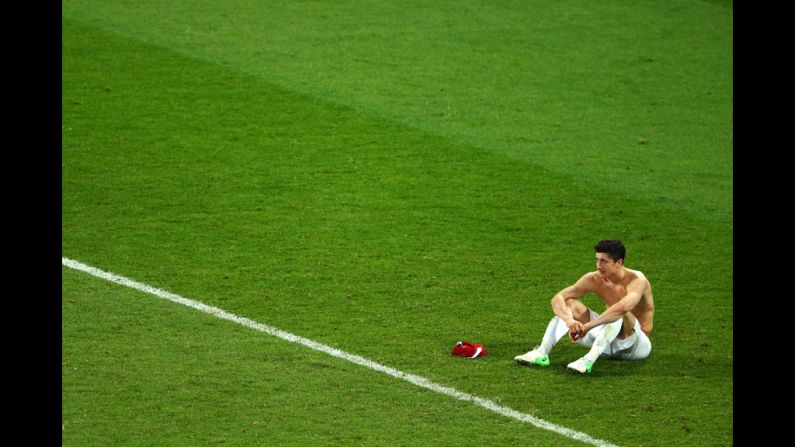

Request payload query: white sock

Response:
[538,316,571,355]
[583,323,620,363]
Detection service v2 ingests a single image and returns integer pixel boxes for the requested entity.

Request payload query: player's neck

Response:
[606,266,626,283]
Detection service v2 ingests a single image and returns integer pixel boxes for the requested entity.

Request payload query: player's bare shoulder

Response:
[624,267,654,304]
[577,270,602,289]
[624,267,649,287]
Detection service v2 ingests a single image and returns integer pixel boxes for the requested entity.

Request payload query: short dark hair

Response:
[594,239,625,262]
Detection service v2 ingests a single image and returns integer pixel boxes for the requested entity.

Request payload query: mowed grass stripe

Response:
[63,16,731,447]
[64,257,618,447]
[62,0,732,227]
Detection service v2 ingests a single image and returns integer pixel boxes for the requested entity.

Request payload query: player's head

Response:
[594,239,625,263]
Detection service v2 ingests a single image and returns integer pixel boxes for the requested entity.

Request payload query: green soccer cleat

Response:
[514,348,550,367]
[566,357,593,374]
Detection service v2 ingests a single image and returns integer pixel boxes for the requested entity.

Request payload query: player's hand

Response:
[567,321,584,342]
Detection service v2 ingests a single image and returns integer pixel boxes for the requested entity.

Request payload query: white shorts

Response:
[576,310,652,360]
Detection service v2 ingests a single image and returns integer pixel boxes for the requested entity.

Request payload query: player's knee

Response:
[618,317,635,339]
[566,300,589,322]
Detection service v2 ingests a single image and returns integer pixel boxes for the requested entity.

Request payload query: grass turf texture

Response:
[63,269,592,447]
[62,1,732,446]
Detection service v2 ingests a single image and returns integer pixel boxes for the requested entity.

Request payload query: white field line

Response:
[63,257,618,447]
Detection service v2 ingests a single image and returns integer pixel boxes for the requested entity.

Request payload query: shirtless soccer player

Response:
[514,239,654,374]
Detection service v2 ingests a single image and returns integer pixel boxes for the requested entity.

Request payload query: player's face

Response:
[595,252,620,276]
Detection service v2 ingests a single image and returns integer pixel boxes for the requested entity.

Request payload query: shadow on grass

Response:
[486,339,732,379]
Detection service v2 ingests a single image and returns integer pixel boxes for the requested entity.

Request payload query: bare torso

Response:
[590,267,655,334]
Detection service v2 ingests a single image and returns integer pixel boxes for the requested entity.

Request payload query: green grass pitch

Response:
[62,1,732,445]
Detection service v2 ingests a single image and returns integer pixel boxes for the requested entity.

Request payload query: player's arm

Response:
[582,277,647,333]
[550,273,594,326]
